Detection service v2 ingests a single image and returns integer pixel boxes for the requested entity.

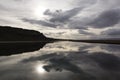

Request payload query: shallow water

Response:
[0,41,120,80]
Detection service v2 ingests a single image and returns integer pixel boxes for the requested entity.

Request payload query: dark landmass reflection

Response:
[0,42,47,56]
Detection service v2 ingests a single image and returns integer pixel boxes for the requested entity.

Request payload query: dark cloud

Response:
[68,18,89,29]
[48,7,84,23]
[88,9,120,28]
[67,8,120,30]
[101,28,120,35]
[79,30,95,35]
[22,7,84,28]
[22,18,57,27]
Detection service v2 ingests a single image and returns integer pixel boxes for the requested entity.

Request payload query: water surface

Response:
[0,41,120,80]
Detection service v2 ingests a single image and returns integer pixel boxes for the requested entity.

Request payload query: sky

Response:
[0,0,120,39]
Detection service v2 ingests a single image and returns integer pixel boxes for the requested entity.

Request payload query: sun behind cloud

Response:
[35,64,46,74]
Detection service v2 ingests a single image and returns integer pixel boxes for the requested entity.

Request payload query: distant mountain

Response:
[0,26,54,41]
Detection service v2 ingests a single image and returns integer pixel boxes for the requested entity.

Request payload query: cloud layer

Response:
[0,0,120,39]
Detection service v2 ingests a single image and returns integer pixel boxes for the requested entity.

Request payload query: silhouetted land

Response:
[0,26,55,41]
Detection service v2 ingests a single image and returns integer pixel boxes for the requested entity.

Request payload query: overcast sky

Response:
[0,0,120,39]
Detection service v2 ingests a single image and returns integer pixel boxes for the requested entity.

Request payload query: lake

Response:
[0,41,120,80]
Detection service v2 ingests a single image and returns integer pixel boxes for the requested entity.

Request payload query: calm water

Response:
[0,41,120,80]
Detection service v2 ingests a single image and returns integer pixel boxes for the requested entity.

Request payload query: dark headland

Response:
[0,26,56,42]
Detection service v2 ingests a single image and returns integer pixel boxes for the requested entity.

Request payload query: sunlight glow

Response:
[36,64,46,74]
[34,6,47,19]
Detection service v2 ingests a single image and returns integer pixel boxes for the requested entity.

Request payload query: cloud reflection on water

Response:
[0,42,120,80]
